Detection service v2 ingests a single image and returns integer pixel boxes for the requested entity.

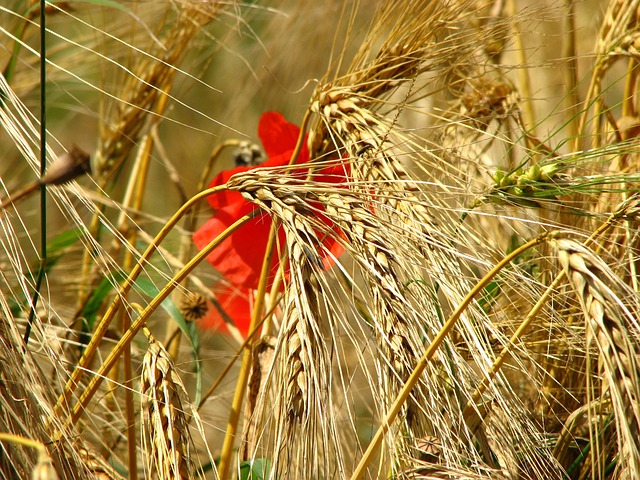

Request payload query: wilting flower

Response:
[193,111,346,335]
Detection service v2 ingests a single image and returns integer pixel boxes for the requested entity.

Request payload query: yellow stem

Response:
[168,140,242,349]
[51,184,229,421]
[287,109,312,167]
[0,433,47,454]
[507,0,536,140]
[563,0,579,139]
[623,57,638,119]
[574,63,603,153]
[197,293,283,411]
[53,212,254,436]
[350,233,549,480]
[462,271,566,424]
[217,107,312,479]
[119,133,154,480]
[217,221,278,479]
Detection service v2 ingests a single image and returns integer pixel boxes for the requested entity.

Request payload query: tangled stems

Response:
[49,184,239,431]
[352,196,635,478]
[350,232,551,480]
[61,212,253,437]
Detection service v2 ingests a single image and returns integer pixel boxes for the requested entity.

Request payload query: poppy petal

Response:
[194,112,351,338]
[258,111,303,159]
[193,199,285,289]
[198,286,252,336]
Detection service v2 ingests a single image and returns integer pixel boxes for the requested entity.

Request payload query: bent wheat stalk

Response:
[52,208,253,436]
[350,232,550,480]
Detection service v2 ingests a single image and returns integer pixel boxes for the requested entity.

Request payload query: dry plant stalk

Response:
[0,303,119,479]
[305,0,550,472]
[96,1,222,180]
[241,336,276,459]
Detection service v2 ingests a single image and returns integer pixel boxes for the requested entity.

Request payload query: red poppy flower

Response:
[193,111,346,335]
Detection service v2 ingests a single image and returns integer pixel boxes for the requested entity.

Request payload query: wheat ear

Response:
[140,327,198,480]
[227,170,344,478]
[555,238,640,477]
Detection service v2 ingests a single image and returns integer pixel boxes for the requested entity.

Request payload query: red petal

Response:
[206,165,253,210]
[258,111,303,158]
[198,286,253,336]
[193,199,286,289]
[193,112,350,338]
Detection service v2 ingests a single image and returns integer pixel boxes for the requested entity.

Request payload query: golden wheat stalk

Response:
[226,170,345,477]
[241,336,276,460]
[555,237,640,477]
[576,0,640,150]
[0,297,122,479]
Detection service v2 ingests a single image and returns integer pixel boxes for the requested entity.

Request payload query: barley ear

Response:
[140,327,197,480]
[555,238,640,477]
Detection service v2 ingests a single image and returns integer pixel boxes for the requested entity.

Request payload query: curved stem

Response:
[462,271,566,425]
[168,139,242,354]
[51,184,229,420]
[117,132,155,480]
[53,212,254,436]
[462,209,623,427]
[350,233,550,480]
[0,432,47,454]
[197,293,283,411]
[287,108,312,167]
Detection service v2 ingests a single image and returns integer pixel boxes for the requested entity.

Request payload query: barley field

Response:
[1,1,640,479]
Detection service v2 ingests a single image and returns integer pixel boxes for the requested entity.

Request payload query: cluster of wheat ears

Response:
[1,0,640,479]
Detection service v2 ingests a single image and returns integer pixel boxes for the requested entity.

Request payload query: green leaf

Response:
[240,458,272,480]
[47,228,82,253]
[44,228,82,270]
[133,279,194,344]
[478,280,500,313]
[82,271,125,331]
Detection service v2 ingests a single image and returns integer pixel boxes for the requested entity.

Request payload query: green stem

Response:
[24,0,47,347]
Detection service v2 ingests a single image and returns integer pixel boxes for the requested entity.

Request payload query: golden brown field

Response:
[2,0,640,478]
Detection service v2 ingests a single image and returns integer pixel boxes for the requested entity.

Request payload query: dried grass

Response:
[2,0,640,479]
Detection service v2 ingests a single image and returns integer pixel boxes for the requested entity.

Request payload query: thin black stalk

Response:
[24,0,47,346]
